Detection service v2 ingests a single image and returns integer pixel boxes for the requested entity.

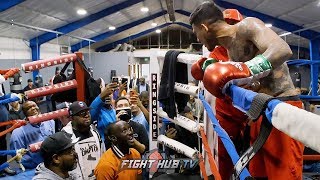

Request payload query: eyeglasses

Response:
[75,110,90,117]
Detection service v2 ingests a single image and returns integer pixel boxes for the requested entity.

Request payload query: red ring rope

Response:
[21,54,77,72]
[24,79,77,99]
[199,127,221,180]
[28,108,69,124]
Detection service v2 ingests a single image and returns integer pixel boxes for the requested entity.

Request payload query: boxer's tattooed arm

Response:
[261,64,294,96]
[239,18,292,68]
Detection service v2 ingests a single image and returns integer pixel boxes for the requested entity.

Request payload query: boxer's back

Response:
[227,18,297,97]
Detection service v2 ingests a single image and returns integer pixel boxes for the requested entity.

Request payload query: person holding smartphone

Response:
[112,96,149,154]
[90,83,118,141]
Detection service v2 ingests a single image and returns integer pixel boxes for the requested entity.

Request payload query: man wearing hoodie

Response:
[33,131,78,180]
[62,101,104,180]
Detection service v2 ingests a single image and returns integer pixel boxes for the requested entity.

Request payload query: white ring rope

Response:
[174,82,199,97]
[157,135,198,159]
[157,108,202,133]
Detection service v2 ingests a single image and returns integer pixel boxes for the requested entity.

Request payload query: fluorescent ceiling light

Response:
[279,32,292,37]
[151,23,157,27]
[265,23,272,28]
[77,9,87,15]
[155,29,161,33]
[109,26,116,30]
[140,7,149,12]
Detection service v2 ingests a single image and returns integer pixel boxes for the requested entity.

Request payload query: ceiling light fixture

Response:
[77,9,87,15]
[265,23,272,28]
[109,26,116,30]
[140,7,149,12]
[279,32,292,37]
[151,23,157,27]
[155,29,161,33]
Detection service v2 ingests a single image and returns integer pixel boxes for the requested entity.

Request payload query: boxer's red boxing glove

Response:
[191,57,207,80]
[191,58,218,80]
[203,55,272,98]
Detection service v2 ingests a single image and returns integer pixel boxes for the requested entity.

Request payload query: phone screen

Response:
[167,123,175,130]
[121,78,128,84]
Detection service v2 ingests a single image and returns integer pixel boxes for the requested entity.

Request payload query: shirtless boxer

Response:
[190,2,304,179]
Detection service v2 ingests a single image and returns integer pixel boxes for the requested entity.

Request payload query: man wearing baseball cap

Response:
[62,101,104,180]
[33,131,78,180]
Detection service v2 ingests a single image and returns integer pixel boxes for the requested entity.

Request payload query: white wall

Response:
[83,52,129,84]
[0,37,72,93]
[0,37,31,60]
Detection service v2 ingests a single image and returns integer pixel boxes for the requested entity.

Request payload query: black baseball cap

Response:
[68,101,91,116]
[27,79,33,82]
[41,131,79,155]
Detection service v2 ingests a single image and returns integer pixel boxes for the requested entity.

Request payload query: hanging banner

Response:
[151,73,158,141]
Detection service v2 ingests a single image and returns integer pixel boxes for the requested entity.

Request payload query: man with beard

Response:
[33,131,78,180]
[90,83,118,141]
[10,101,55,169]
[94,120,142,180]
[62,101,104,180]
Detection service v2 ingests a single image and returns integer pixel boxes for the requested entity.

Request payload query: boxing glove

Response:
[191,57,218,80]
[203,55,272,98]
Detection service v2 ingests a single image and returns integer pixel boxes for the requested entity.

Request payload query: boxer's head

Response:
[190,1,224,51]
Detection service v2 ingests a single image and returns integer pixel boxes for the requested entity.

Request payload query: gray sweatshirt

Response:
[32,163,76,180]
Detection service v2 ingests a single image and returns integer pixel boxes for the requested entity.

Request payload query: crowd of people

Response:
[1,1,319,180]
[0,67,204,180]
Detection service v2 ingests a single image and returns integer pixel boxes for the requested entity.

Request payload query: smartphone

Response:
[121,78,128,84]
[167,123,175,130]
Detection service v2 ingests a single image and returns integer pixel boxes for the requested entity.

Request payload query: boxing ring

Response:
[149,49,320,180]
[0,52,91,172]
[149,49,222,179]
[21,52,87,102]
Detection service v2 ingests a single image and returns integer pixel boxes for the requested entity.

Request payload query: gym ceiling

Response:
[0,0,319,52]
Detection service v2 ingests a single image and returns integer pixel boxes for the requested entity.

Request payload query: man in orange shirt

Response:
[94,120,142,180]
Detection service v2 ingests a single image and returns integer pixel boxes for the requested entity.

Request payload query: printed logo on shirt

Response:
[80,143,98,157]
